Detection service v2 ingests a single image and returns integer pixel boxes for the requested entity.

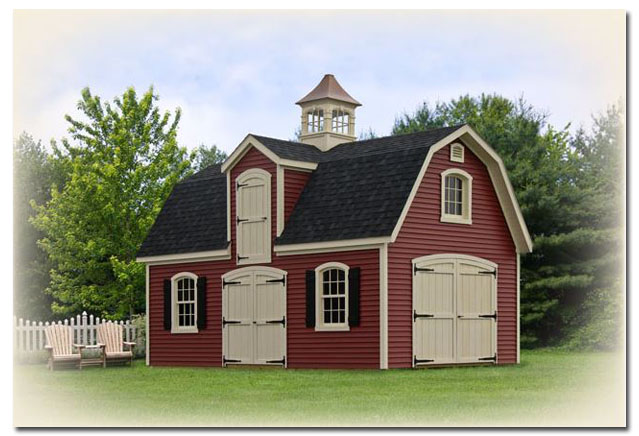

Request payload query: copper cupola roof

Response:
[296,74,361,106]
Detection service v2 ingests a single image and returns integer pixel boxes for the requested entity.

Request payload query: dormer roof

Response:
[296,74,361,106]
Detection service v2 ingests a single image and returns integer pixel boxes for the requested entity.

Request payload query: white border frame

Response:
[314,262,350,332]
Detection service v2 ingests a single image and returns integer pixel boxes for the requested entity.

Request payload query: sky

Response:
[13,10,626,155]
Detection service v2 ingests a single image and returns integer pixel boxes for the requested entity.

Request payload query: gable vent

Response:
[450,143,465,163]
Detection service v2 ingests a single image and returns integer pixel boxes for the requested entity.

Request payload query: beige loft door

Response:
[236,169,271,265]
[456,259,496,363]
[412,255,497,367]
[412,258,456,365]
[222,267,286,366]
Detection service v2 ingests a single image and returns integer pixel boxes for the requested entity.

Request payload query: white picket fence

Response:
[13,311,137,353]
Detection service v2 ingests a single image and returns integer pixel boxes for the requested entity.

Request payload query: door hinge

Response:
[223,355,242,365]
[237,217,249,224]
[479,269,497,276]
[266,356,286,365]
[222,317,241,327]
[237,255,249,261]
[478,354,497,362]
[414,356,435,366]
[414,265,435,275]
[266,276,286,285]
[223,279,241,287]
[266,316,286,326]
[236,182,248,190]
[479,312,498,320]
[413,310,435,321]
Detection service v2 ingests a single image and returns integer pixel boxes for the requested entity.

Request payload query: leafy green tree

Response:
[191,144,228,171]
[13,133,64,320]
[31,87,191,319]
[393,94,624,349]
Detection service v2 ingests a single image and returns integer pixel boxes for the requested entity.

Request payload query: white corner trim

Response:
[136,246,231,265]
[517,253,521,364]
[221,134,318,173]
[145,263,149,366]
[226,172,231,242]
[389,125,533,254]
[277,165,284,237]
[274,237,390,256]
[379,243,388,369]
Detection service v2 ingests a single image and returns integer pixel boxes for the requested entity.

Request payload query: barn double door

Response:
[222,267,287,367]
[412,255,497,366]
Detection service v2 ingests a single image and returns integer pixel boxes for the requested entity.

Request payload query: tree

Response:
[392,94,624,349]
[191,144,228,171]
[13,133,64,320]
[31,87,191,319]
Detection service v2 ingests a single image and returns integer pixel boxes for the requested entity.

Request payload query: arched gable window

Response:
[441,169,473,225]
[315,262,350,331]
[171,272,198,334]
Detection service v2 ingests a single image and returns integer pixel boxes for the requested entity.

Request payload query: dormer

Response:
[296,74,361,152]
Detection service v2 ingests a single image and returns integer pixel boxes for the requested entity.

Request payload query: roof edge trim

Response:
[221,135,319,173]
[136,246,231,265]
[274,236,390,256]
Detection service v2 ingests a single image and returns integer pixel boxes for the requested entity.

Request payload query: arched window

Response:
[315,262,350,331]
[307,109,324,133]
[172,272,198,333]
[441,169,473,225]
[331,110,350,134]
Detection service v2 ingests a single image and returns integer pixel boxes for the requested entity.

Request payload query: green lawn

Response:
[14,349,625,427]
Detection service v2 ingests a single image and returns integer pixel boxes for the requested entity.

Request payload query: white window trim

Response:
[315,262,350,332]
[440,168,473,225]
[236,168,272,265]
[171,272,199,334]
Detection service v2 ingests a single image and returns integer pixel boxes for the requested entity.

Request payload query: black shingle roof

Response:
[137,164,228,257]
[138,125,463,257]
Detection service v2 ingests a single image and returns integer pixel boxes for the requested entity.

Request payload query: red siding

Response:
[149,146,380,368]
[387,143,517,368]
[284,169,311,225]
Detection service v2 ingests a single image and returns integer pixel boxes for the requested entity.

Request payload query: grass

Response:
[13,349,625,427]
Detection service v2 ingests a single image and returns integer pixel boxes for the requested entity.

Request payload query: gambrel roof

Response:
[138,125,532,259]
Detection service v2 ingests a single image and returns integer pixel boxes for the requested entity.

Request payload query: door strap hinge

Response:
[266,356,286,365]
[223,279,241,287]
[478,269,497,276]
[478,354,497,362]
[413,265,435,275]
[222,317,241,327]
[479,312,498,320]
[266,276,286,285]
[414,356,435,366]
[237,217,249,224]
[266,316,286,326]
[237,255,249,261]
[413,310,435,321]
[223,355,242,365]
[236,182,248,190]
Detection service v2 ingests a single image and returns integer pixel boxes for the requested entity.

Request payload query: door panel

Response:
[413,255,496,366]
[236,172,271,264]
[222,268,286,366]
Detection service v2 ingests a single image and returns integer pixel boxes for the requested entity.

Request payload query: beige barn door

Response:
[222,271,254,365]
[412,259,457,366]
[222,267,287,367]
[254,270,287,366]
[456,259,497,363]
[236,170,271,264]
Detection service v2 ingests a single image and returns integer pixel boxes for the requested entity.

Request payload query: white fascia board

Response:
[221,135,318,173]
[136,246,231,265]
[274,237,390,256]
[389,125,533,254]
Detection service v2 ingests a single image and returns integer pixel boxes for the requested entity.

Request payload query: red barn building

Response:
[137,75,532,369]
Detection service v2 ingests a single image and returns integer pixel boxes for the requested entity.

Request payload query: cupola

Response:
[296,74,361,151]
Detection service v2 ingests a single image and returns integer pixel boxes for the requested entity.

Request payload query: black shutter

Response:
[348,267,361,327]
[197,277,207,329]
[163,279,172,330]
[305,270,316,328]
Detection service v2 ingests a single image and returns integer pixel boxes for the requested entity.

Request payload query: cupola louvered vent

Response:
[450,143,465,163]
